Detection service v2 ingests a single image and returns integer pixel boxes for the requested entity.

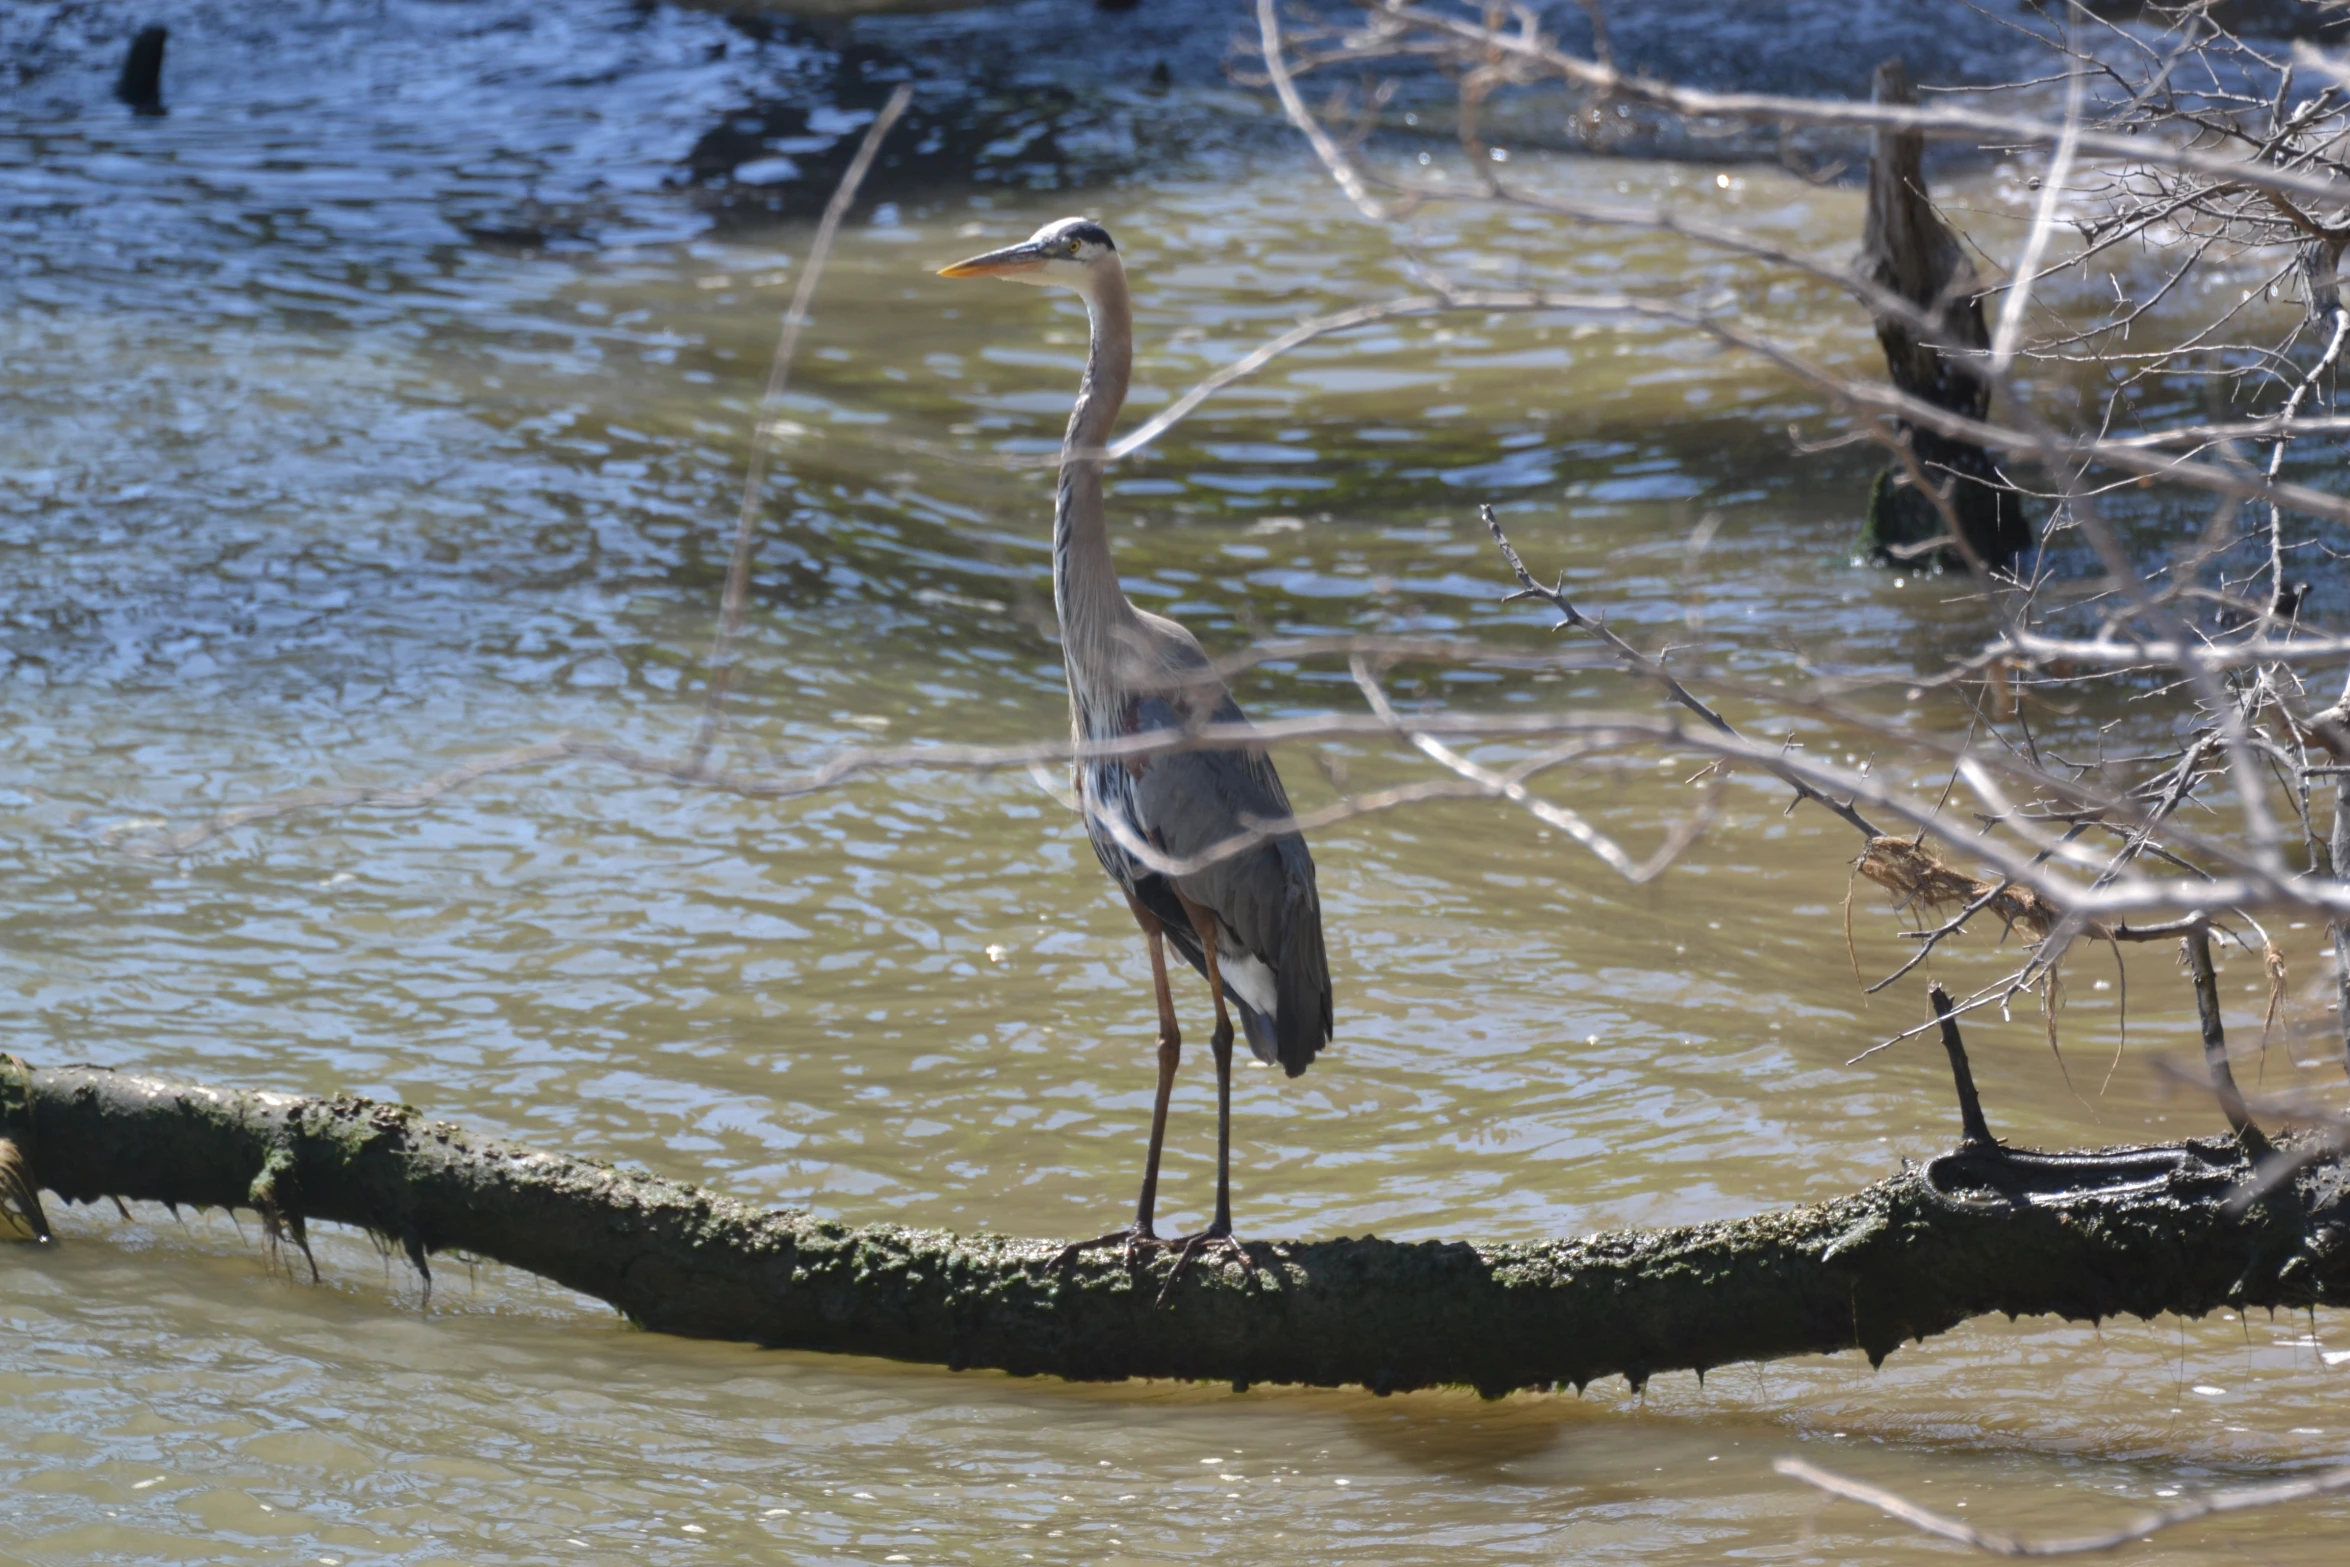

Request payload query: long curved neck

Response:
[1055,261,1139,705]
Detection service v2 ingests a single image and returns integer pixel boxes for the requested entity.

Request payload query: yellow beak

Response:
[938,241,1050,279]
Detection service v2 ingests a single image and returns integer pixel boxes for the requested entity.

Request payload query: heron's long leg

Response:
[1056,897,1181,1267]
[1173,896,1238,1235]
[1160,895,1253,1305]
[1132,910,1183,1235]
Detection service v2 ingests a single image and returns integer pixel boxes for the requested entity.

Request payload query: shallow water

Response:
[5,1,2350,1563]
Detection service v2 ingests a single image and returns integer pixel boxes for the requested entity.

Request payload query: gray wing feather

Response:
[1128,691,1333,1076]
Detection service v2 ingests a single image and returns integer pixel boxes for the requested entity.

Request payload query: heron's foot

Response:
[1054,1224,1168,1269]
[1155,1223,1256,1306]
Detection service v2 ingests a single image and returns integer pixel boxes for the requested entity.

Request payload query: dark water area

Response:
[4,2,2350,1563]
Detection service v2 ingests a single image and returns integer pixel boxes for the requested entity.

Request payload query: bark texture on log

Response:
[5,1060,2346,1395]
[1859,57,2032,571]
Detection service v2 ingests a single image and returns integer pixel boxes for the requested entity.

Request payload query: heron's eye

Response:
[1067,237,1082,253]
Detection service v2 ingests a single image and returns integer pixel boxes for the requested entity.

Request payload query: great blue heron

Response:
[940,217,1333,1280]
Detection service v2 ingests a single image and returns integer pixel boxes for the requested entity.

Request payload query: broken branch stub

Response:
[3,1060,2346,1395]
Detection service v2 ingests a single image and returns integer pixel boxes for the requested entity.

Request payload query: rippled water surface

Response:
[6,1,2350,1562]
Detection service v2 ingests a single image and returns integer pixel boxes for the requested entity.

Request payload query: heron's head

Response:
[938,217,1120,298]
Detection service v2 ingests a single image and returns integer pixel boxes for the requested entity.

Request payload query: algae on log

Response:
[4,1060,2347,1395]
[1857,58,2032,572]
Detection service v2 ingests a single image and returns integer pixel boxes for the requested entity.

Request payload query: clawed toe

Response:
[1154,1226,1256,1305]
[1054,1224,1166,1269]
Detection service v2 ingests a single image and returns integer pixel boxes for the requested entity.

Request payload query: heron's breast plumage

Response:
[1069,682,1151,887]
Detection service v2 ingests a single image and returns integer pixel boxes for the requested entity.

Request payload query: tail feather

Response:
[1270,880,1332,1078]
[1143,863,1331,1079]
[1204,955,1319,1078]
[1274,976,1328,1079]
[1237,1001,1279,1067]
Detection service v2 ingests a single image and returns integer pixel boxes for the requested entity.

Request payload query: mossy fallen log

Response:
[3,1060,2345,1396]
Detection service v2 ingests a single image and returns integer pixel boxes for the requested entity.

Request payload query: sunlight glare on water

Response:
[4,1,2348,1562]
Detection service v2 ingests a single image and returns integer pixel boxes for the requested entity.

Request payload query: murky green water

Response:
[5,2,2349,1562]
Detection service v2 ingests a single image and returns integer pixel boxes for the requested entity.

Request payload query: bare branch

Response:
[1990,50,2084,375]
[1369,2,2350,208]
[1775,1456,2350,1557]
[1481,505,1884,837]
[1347,653,1716,882]
[1256,0,1403,222]
[694,83,913,768]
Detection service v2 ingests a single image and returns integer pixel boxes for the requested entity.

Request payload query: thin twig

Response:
[1346,653,1715,881]
[1990,48,2084,374]
[1482,505,1883,838]
[1370,2,2350,207]
[1257,0,1400,222]
[1775,1455,2350,1557]
[693,83,913,769]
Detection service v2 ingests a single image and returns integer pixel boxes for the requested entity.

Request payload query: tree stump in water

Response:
[115,26,168,118]
[1857,59,2031,572]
